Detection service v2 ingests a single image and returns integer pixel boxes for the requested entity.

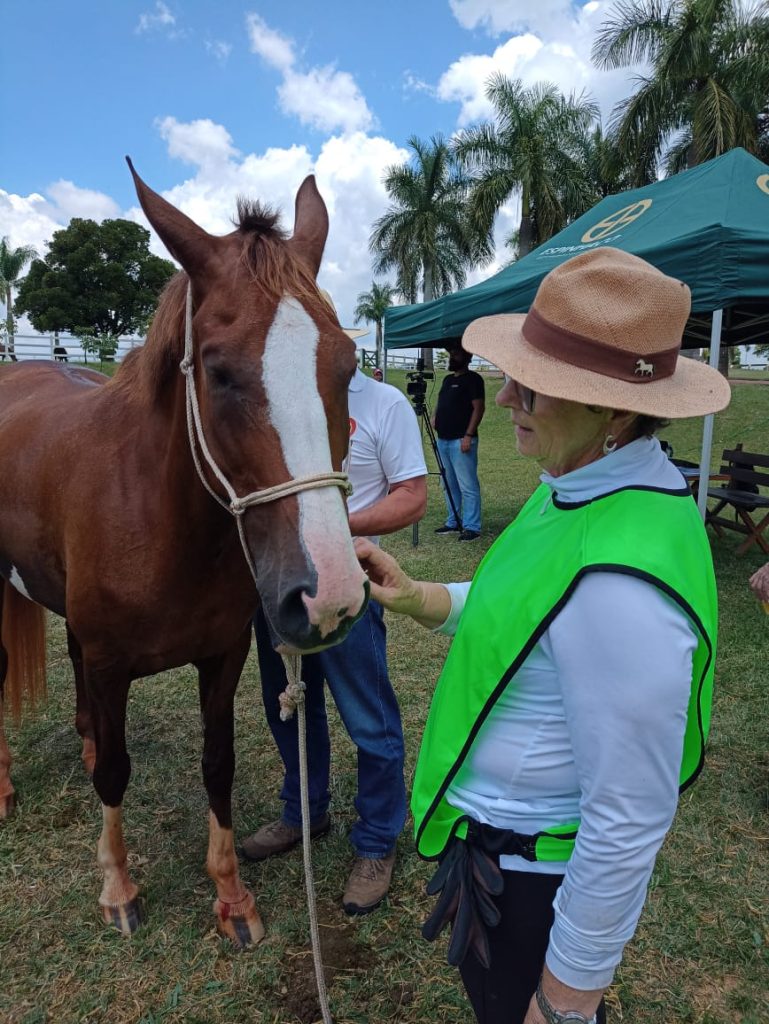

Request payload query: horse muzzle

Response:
[263,573,369,653]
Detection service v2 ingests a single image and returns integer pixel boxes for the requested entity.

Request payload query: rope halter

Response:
[180,283,352,586]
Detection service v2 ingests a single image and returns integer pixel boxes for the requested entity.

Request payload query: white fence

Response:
[0,333,144,363]
[2,335,503,375]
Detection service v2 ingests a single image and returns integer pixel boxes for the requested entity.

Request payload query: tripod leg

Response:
[421,409,462,530]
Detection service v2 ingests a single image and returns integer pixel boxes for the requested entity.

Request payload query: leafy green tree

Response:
[453,75,599,259]
[0,236,37,359]
[15,218,176,340]
[77,328,119,368]
[593,0,769,175]
[370,135,492,367]
[353,281,396,371]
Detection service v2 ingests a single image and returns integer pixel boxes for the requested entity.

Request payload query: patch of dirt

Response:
[280,903,375,1023]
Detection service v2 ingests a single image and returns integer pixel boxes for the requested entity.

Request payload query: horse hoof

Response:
[0,792,16,818]
[101,896,144,935]
[214,893,265,948]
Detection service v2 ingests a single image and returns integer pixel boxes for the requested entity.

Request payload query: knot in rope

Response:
[278,678,306,722]
[180,356,193,375]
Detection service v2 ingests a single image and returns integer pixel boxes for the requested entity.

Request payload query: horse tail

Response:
[1,580,47,722]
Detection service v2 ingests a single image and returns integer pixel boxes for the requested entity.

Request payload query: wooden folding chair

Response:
[706,446,769,555]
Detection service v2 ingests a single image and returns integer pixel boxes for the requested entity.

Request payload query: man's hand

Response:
[749,562,769,603]
[460,435,472,454]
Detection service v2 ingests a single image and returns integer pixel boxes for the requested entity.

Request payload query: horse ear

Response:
[126,156,217,276]
[290,175,328,278]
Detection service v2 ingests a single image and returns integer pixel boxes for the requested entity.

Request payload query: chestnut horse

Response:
[0,161,368,946]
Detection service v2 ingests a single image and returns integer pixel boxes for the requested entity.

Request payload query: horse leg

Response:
[0,580,46,817]
[66,625,96,775]
[87,669,142,935]
[197,630,264,948]
[0,584,13,817]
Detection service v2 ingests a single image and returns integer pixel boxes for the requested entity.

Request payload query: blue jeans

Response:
[436,436,481,532]
[254,601,406,858]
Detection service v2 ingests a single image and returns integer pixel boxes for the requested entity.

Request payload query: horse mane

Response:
[113,199,321,402]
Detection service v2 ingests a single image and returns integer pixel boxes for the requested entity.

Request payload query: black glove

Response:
[421,835,503,968]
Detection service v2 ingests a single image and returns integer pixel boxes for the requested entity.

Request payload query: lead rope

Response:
[280,655,334,1024]
[179,283,352,586]
[180,284,341,1019]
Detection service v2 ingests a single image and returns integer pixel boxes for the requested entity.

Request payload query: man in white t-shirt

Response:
[243,367,427,914]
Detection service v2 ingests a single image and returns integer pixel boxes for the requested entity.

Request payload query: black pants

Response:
[459,870,607,1024]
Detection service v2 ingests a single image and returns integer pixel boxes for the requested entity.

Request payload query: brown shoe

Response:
[342,852,395,916]
[240,813,330,862]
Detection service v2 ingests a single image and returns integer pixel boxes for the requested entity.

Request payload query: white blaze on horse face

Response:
[9,566,32,600]
[261,297,366,637]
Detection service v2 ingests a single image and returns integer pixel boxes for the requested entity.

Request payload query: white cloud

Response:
[245,12,296,72]
[156,116,241,171]
[245,13,374,135]
[136,1,176,35]
[279,67,375,134]
[0,181,121,259]
[314,133,409,314]
[46,181,120,222]
[205,40,232,63]
[0,191,60,258]
[437,34,544,125]
[450,0,574,38]
[439,2,646,126]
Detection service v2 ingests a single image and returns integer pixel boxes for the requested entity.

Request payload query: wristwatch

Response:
[535,980,597,1024]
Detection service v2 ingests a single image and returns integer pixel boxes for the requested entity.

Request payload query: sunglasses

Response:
[503,375,537,414]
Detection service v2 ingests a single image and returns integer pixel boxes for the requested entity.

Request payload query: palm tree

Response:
[0,236,37,359]
[354,281,396,371]
[370,135,492,368]
[593,0,769,175]
[453,75,599,259]
[581,124,657,199]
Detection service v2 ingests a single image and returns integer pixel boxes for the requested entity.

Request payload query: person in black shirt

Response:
[433,346,485,540]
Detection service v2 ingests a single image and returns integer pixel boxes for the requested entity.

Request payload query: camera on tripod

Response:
[406,358,434,413]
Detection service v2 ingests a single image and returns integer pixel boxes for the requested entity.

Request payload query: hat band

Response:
[522,307,679,383]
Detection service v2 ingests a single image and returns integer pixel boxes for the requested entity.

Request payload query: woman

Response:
[355,248,730,1024]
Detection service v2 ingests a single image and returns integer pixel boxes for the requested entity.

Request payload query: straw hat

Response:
[462,248,730,418]
[319,289,369,341]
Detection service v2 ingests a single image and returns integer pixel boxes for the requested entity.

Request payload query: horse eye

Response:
[207,363,235,390]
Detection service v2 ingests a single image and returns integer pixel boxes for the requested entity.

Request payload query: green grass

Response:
[1,373,768,1023]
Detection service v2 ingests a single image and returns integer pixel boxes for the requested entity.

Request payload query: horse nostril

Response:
[276,586,313,640]
[336,607,349,619]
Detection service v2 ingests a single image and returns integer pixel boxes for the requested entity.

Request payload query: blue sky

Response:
[2,1,642,337]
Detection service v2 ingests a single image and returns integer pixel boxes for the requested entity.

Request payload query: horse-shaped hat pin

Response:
[0,160,368,946]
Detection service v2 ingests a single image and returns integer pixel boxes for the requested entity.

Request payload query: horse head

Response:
[127,159,368,651]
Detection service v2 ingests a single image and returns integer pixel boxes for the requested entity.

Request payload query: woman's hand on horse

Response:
[749,562,769,602]
[353,539,452,629]
[354,538,420,613]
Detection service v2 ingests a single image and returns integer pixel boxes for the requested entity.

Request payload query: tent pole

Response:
[696,309,723,520]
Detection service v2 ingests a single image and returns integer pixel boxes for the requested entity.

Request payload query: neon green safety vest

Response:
[412,483,718,861]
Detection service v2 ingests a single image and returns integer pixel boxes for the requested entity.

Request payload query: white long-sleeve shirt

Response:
[439,437,698,989]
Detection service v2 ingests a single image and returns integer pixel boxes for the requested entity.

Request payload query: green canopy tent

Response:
[385,148,769,514]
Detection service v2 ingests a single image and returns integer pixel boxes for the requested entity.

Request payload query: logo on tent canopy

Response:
[757,174,769,196]
[581,199,653,243]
